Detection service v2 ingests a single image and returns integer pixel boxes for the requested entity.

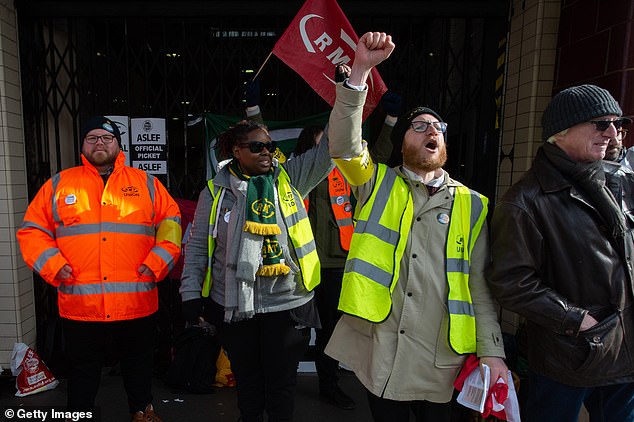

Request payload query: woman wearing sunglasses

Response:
[180,119,333,422]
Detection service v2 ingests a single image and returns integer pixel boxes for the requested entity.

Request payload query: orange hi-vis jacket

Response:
[17,152,182,322]
[303,167,354,251]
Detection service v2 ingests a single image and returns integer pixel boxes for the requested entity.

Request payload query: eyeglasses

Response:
[237,141,276,153]
[410,120,448,134]
[588,118,628,132]
[85,134,116,144]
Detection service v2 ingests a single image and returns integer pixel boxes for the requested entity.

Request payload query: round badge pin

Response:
[336,196,345,206]
[224,211,231,223]
[65,194,77,205]
[437,213,450,224]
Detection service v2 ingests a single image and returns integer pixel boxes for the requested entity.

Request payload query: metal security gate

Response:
[18,1,509,200]
[16,0,509,372]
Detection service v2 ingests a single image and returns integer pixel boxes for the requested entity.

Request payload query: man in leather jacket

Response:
[488,84,634,422]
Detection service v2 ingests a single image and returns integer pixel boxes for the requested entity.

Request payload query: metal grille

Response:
[19,11,508,200]
[17,6,508,369]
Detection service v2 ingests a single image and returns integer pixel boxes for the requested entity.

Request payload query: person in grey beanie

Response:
[487,84,634,421]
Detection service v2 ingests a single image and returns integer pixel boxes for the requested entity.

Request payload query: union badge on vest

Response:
[436,213,450,224]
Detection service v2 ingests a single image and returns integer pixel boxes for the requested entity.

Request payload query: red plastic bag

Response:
[10,343,59,397]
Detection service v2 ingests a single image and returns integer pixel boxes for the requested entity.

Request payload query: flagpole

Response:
[253,51,273,80]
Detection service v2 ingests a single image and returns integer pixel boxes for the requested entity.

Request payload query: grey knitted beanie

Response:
[541,84,622,141]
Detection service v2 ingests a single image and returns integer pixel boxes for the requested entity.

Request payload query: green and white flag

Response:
[204,112,329,179]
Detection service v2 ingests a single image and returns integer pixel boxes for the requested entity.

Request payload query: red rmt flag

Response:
[272,0,388,120]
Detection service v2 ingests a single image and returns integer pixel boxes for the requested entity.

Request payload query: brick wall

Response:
[496,0,562,335]
[0,0,34,370]
[497,0,562,202]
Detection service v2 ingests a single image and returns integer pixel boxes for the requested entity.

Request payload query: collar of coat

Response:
[533,146,633,194]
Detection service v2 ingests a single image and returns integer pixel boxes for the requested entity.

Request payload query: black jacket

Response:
[488,147,634,387]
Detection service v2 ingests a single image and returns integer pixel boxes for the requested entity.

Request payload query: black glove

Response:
[381,91,403,117]
[243,78,260,108]
[334,64,351,83]
[181,298,203,326]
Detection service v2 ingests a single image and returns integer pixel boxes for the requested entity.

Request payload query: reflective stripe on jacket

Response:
[338,164,487,353]
[201,166,320,296]
[17,152,182,322]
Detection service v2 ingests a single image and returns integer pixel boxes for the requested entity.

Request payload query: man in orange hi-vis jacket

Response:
[17,116,181,422]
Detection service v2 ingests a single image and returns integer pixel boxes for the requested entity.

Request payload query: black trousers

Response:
[215,302,310,422]
[366,389,452,422]
[314,268,344,390]
[62,314,156,414]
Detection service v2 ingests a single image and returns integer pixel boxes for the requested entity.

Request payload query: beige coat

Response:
[325,84,505,403]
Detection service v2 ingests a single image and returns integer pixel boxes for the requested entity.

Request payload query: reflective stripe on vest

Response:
[339,164,413,322]
[446,185,488,354]
[327,168,354,251]
[277,168,320,291]
[202,182,222,297]
[339,165,488,351]
[202,167,321,296]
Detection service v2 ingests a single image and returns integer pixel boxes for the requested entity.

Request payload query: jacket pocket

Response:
[342,314,373,338]
[265,247,300,295]
[59,274,78,289]
[56,200,81,226]
[138,273,156,283]
[434,311,464,368]
[282,245,301,274]
[575,312,625,376]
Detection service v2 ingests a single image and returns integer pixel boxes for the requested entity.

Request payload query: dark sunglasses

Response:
[589,118,627,132]
[238,141,276,153]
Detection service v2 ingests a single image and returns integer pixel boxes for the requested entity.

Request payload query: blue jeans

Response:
[527,371,634,422]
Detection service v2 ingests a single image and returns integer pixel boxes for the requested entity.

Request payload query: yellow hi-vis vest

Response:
[338,164,487,354]
[201,166,320,297]
[446,185,488,354]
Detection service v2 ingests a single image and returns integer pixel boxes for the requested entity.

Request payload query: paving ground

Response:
[0,368,590,421]
[0,369,373,422]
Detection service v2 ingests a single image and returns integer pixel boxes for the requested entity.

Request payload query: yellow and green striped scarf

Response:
[229,160,290,277]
